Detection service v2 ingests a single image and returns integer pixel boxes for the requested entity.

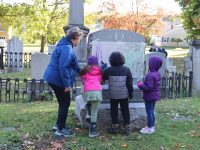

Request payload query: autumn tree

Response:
[100,0,164,41]
[176,0,200,38]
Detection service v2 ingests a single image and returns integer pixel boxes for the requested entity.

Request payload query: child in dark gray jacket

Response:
[103,51,133,136]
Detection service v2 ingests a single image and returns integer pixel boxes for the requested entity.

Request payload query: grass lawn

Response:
[0,68,31,80]
[163,46,189,51]
[0,97,199,150]
[23,44,47,53]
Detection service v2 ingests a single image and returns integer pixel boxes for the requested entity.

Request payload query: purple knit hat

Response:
[87,56,98,65]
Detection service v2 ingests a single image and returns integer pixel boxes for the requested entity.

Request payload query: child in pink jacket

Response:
[80,56,103,138]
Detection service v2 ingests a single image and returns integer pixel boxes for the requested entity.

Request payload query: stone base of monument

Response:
[75,95,147,130]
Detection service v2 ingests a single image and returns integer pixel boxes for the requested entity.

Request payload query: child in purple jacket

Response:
[137,56,163,134]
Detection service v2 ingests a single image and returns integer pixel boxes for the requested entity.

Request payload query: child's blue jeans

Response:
[145,100,156,128]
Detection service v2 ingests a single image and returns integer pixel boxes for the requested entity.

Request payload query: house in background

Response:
[0,22,12,47]
[151,21,189,48]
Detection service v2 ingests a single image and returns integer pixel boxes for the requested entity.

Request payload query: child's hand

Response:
[101,61,107,72]
[137,82,143,88]
[129,95,133,100]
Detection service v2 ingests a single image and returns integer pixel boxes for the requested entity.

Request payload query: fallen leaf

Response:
[188,130,197,137]
[175,143,180,149]
[171,125,177,128]
[121,143,128,148]
[51,142,63,149]
[75,128,82,132]
[79,147,87,150]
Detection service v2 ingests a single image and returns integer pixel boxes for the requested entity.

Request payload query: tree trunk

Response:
[40,35,46,53]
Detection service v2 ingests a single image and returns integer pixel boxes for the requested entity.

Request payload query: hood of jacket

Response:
[57,36,73,48]
[88,66,102,76]
[149,56,163,72]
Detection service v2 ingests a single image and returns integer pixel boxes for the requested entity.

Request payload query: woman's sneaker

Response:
[53,123,58,131]
[140,126,155,134]
[108,124,119,134]
[55,128,74,137]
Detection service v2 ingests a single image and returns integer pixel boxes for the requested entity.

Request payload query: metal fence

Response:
[0,78,53,102]
[0,47,39,69]
[0,72,193,103]
[1,51,32,69]
[160,72,193,99]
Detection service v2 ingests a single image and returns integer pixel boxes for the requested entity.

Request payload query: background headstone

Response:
[166,66,176,77]
[48,45,56,55]
[184,56,192,76]
[166,58,176,76]
[31,52,50,80]
[24,53,52,101]
[145,52,166,77]
[184,50,192,76]
[7,37,23,72]
[166,58,173,66]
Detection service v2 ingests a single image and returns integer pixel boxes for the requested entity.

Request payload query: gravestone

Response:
[145,52,166,77]
[7,37,23,72]
[48,45,56,55]
[25,52,52,100]
[184,56,192,76]
[88,29,145,83]
[31,52,50,80]
[166,58,173,66]
[184,50,192,76]
[190,40,200,95]
[166,58,176,77]
[75,29,147,130]
[166,66,176,77]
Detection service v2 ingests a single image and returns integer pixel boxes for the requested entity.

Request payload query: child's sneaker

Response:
[55,128,74,137]
[140,126,148,132]
[140,126,155,134]
[89,123,100,138]
[108,124,119,134]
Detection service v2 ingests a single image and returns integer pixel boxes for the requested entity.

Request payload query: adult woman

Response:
[44,27,83,137]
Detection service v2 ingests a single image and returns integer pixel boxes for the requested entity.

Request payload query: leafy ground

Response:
[0,97,199,150]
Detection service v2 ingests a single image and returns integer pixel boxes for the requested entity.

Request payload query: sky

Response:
[2,0,181,14]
